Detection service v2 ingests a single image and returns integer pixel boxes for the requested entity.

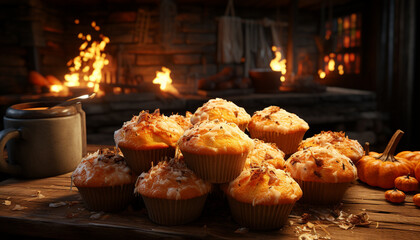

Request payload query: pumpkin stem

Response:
[378,130,404,162]
[364,142,370,155]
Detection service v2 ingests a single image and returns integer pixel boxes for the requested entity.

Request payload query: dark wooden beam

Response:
[287,0,298,77]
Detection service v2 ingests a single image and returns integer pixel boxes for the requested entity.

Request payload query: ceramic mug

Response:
[0,102,87,178]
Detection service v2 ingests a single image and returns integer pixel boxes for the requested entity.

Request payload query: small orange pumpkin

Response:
[357,130,413,189]
[385,188,405,203]
[413,194,420,207]
[394,174,418,192]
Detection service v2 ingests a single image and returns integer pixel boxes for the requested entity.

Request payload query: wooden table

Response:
[0,146,419,239]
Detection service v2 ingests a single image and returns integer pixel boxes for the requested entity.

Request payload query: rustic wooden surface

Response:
[0,145,419,239]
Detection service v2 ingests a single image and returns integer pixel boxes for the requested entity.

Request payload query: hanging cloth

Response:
[217,0,243,64]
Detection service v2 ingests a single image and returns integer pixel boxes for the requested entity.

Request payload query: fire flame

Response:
[270,46,287,77]
[153,67,173,91]
[64,21,110,94]
[50,85,64,93]
[152,67,180,96]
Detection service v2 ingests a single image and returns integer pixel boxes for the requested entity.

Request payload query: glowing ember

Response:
[64,21,110,94]
[270,46,287,75]
[153,67,173,91]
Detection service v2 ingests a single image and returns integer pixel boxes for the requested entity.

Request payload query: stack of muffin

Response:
[71,97,362,230]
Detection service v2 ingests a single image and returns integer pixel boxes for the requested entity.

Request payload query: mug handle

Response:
[0,128,22,175]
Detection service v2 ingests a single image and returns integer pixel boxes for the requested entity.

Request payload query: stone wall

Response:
[0,0,320,94]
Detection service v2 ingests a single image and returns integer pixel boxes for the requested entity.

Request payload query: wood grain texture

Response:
[0,145,419,239]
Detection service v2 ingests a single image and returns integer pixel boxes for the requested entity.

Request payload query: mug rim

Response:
[6,102,79,119]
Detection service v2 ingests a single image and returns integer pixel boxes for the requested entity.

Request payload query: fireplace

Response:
[0,0,417,149]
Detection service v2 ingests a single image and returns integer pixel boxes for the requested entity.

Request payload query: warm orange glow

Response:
[270,46,287,75]
[280,76,286,82]
[50,84,64,93]
[64,22,110,94]
[153,67,173,91]
[152,67,180,96]
[318,70,326,79]
[338,65,344,75]
[328,59,335,71]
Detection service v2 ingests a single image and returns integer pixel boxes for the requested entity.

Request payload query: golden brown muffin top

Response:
[190,98,251,127]
[223,166,302,205]
[244,139,285,170]
[285,146,357,183]
[72,148,136,187]
[178,119,254,155]
[114,109,185,150]
[298,131,364,162]
[169,111,193,131]
[248,106,309,134]
[134,158,212,200]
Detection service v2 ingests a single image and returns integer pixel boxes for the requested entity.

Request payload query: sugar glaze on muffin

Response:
[244,139,285,169]
[285,146,357,183]
[190,98,251,130]
[135,158,211,200]
[178,119,254,155]
[224,165,302,206]
[72,148,136,187]
[114,109,185,150]
[248,106,309,133]
[298,131,363,162]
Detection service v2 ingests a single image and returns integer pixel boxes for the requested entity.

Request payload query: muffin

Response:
[248,106,309,155]
[178,119,254,183]
[134,158,212,225]
[114,109,185,174]
[190,98,251,131]
[298,131,364,163]
[285,146,357,204]
[169,111,193,131]
[222,166,302,230]
[244,139,285,170]
[71,148,137,211]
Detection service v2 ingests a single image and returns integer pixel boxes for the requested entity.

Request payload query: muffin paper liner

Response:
[119,147,175,175]
[237,122,249,132]
[142,195,208,225]
[182,152,247,183]
[296,180,350,204]
[76,183,135,212]
[249,129,306,155]
[227,196,295,230]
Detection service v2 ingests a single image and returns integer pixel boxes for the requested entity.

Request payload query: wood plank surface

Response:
[0,146,419,239]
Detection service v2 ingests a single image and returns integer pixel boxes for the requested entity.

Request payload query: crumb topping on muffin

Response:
[114,109,185,150]
[135,158,212,200]
[285,146,357,183]
[169,111,193,131]
[178,119,254,155]
[72,148,136,187]
[224,166,302,205]
[190,98,251,127]
[245,139,285,169]
[248,106,309,134]
[298,131,363,162]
